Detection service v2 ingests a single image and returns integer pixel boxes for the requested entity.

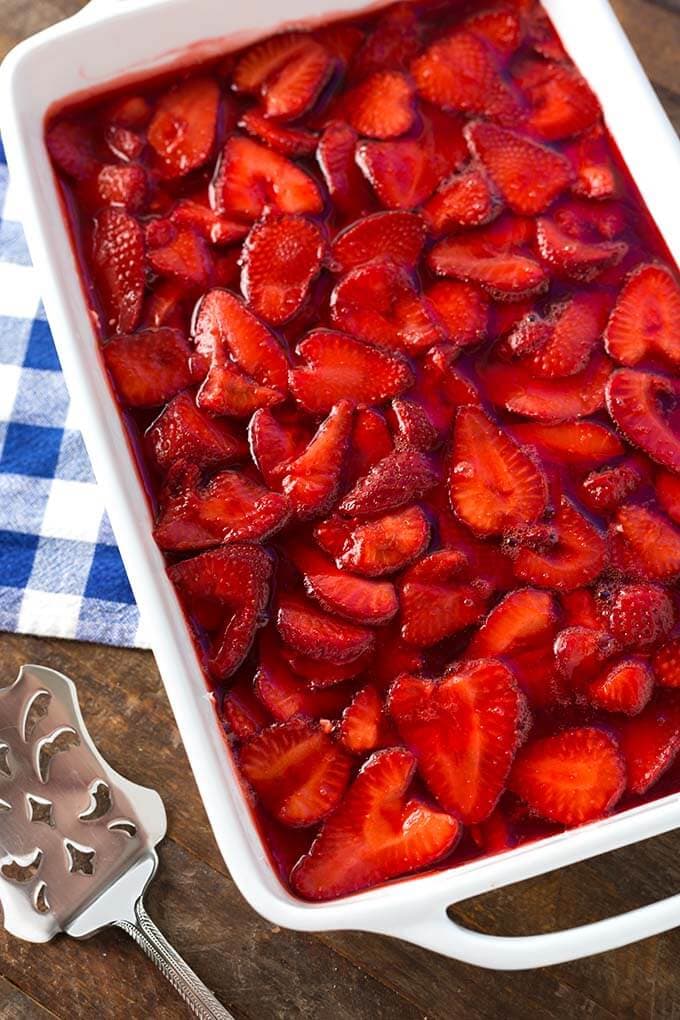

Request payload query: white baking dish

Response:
[1,0,680,971]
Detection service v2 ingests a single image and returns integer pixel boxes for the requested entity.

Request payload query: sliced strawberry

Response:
[566,127,616,200]
[465,121,573,215]
[509,421,624,466]
[536,216,628,281]
[429,223,548,302]
[449,406,548,537]
[314,515,353,559]
[169,543,272,680]
[653,638,680,688]
[103,327,193,407]
[106,94,152,129]
[232,32,310,93]
[146,391,245,473]
[154,467,290,550]
[389,398,438,451]
[481,351,612,421]
[553,626,617,690]
[357,137,440,210]
[241,214,326,325]
[513,59,601,141]
[346,407,394,487]
[389,659,526,823]
[340,449,439,518]
[92,208,145,335]
[290,330,414,413]
[141,278,190,331]
[283,645,374,688]
[314,24,364,68]
[580,458,646,513]
[240,718,352,826]
[469,587,559,708]
[514,497,607,591]
[610,505,680,582]
[46,118,100,180]
[509,727,625,824]
[291,747,460,900]
[255,632,351,720]
[277,594,375,664]
[411,30,519,123]
[248,408,312,487]
[657,471,680,525]
[399,550,488,646]
[605,264,680,368]
[97,164,147,212]
[339,685,393,754]
[425,281,489,348]
[222,677,270,739]
[525,5,568,60]
[606,369,680,474]
[422,166,500,233]
[471,806,517,855]
[561,588,602,631]
[330,260,444,354]
[280,401,353,517]
[615,692,680,794]
[197,358,284,418]
[316,122,374,219]
[105,124,146,162]
[263,40,335,120]
[372,629,425,690]
[317,505,429,578]
[554,197,627,242]
[211,136,323,219]
[511,292,610,378]
[292,543,398,625]
[342,71,415,139]
[147,222,213,288]
[240,108,318,157]
[193,288,288,392]
[607,583,675,649]
[412,344,481,434]
[588,659,654,716]
[463,6,522,55]
[148,77,220,177]
[170,197,251,246]
[351,2,422,78]
[330,210,427,272]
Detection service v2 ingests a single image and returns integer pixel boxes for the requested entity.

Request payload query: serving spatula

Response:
[0,663,233,1019]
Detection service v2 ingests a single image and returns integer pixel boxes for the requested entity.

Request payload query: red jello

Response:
[46,0,680,902]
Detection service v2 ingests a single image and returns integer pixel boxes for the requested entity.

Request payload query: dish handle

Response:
[382,890,680,969]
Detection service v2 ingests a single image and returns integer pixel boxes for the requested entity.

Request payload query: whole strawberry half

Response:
[291,747,460,900]
[509,727,625,824]
[449,406,548,537]
[239,718,352,827]
[169,543,273,680]
[148,77,220,178]
[389,659,527,824]
[92,208,146,335]
[605,264,680,368]
[290,329,414,413]
[241,214,326,325]
[103,328,194,407]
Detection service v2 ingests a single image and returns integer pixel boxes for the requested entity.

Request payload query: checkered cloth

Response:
[0,139,147,648]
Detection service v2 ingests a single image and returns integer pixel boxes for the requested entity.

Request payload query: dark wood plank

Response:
[0,1,678,1018]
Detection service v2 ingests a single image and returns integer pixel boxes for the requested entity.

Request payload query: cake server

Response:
[0,663,233,1020]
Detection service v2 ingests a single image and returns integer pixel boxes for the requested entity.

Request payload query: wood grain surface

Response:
[0,1,678,1017]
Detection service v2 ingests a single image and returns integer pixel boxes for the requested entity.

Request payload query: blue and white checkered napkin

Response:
[0,140,147,648]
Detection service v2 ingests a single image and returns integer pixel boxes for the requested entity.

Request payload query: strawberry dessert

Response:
[47,0,680,901]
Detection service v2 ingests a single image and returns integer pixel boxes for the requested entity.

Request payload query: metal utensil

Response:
[0,663,233,1019]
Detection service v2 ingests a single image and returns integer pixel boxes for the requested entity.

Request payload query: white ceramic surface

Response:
[1,0,679,970]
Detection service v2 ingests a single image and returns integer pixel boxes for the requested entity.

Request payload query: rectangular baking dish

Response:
[1,0,680,971]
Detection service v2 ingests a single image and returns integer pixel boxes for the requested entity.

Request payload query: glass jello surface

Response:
[46,0,680,901]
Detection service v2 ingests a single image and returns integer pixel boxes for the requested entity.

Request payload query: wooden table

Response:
[0,2,678,1017]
